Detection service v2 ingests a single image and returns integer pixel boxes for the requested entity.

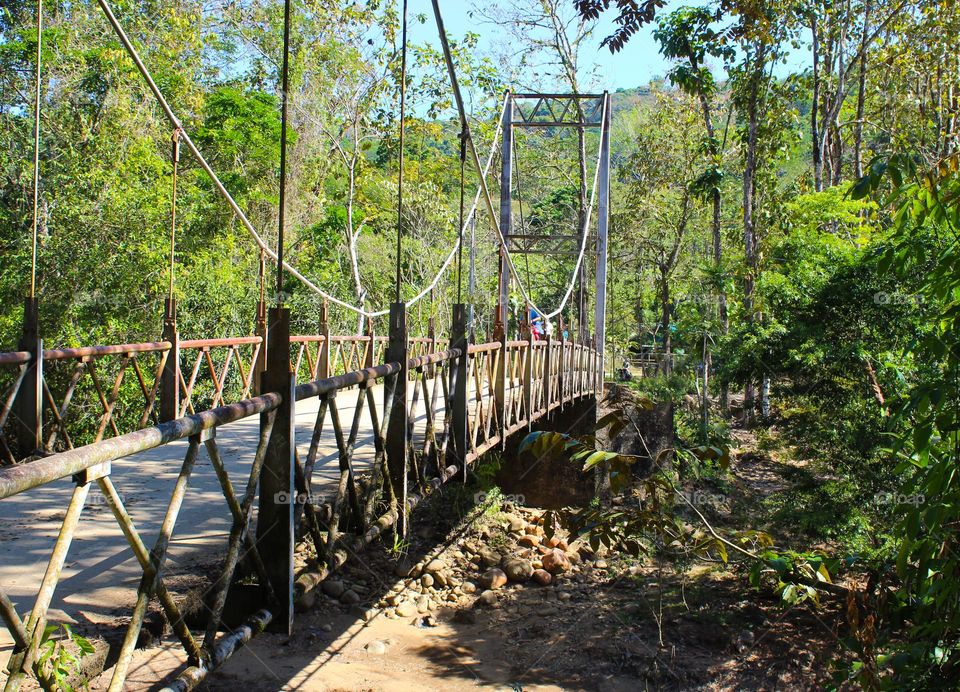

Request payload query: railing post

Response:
[364,315,375,369]
[558,330,567,410]
[256,306,295,634]
[159,298,179,423]
[318,301,330,379]
[495,329,507,449]
[427,309,437,377]
[450,304,470,480]
[523,330,533,430]
[252,296,268,395]
[385,302,409,535]
[14,297,42,458]
[544,331,553,414]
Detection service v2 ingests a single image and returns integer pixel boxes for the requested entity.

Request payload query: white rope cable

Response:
[102,0,600,325]
[391,95,507,314]
[97,0,376,315]
[98,0,503,320]
[540,96,607,321]
[291,94,506,317]
[486,96,608,326]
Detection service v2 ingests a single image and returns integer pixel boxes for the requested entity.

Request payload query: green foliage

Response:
[654,6,733,98]
[850,154,960,684]
[194,86,285,204]
[36,623,95,691]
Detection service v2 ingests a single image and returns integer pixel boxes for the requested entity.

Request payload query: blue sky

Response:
[408,1,810,92]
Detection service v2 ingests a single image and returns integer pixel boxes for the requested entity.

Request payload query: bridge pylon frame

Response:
[495,90,611,364]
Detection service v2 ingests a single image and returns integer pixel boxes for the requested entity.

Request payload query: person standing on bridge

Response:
[531,315,545,341]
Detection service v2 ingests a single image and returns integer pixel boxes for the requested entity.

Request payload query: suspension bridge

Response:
[0,1,612,689]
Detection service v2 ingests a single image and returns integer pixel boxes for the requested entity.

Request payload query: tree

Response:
[618,93,706,367]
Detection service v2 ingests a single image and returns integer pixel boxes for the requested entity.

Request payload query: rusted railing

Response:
[0,333,447,465]
[0,306,601,691]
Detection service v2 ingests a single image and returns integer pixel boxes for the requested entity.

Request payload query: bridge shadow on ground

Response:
[169,484,844,692]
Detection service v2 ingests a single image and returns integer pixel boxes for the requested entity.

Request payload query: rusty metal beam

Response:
[0,393,281,500]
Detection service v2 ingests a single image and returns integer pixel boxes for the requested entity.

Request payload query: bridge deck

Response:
[0,383,437,670]
[0,335,602,689]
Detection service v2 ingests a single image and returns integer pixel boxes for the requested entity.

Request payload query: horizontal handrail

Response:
[293,348,460,402]
[180,336,261,349]
[43,341,172,362]
[295,361,402,401]
[0,334,445,364]
[408,348,459,369]
[468,341,501,354]
[0,351,31,365]
[0,392,281,500]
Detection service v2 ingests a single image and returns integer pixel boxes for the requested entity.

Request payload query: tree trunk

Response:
[701,333,711,442]
[743,76,760,418]
[811,15,824,192]
[853,0,872,178]
[659,268,671,374]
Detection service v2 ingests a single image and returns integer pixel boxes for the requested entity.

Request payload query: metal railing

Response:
[0,306,601,691]
[0,333,440,465]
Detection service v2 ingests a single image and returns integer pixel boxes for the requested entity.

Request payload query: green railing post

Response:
[450,304,470,479]
[14,297,42,458]
[256,306,295,634]
[385,302,409,535]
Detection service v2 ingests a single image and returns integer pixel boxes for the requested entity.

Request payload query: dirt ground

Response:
[51,404,859,692]
[194,424,852,692]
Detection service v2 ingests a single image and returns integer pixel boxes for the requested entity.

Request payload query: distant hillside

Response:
[612,84,662,113]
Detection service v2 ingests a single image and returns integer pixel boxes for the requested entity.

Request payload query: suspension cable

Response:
[168,129,181,299]
[96,0,505,320]
[276,0,293,306]
[394,0,409,304]
[456,122,467,303]
[29,0,43,298]
[95,0,368,315]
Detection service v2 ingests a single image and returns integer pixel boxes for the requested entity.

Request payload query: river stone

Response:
[417,596,432,614]
[322,580,345,598]
[476,590,499,608]
[396,600,417,617]
[505,514,525,533]
[501,557,534,583]
[542,548,571,574]
[531,569,553,586]
[461,581,477,594]
[479,568,508,590]
[365,640,388,655]
[295,590,316,612]
[340,589,361,605]
[478,549,502,568]
[421,573,435,588]
[518,534,540,548]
